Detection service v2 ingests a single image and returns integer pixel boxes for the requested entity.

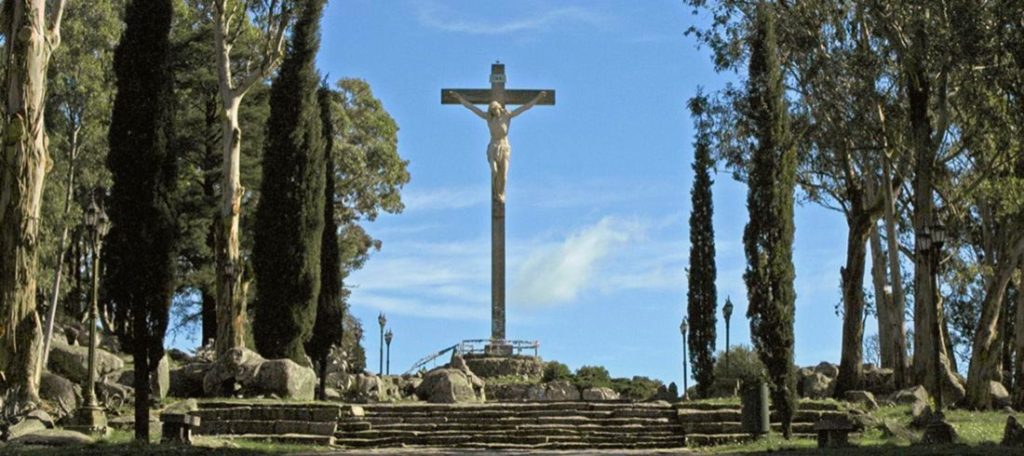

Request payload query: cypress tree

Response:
[307,84,345,399]
[743,4,798,438]
[253,0,327,365]
[687,92,718,399]
[105,0,177,441]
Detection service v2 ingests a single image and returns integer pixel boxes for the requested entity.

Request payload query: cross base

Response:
[484,343,514,357]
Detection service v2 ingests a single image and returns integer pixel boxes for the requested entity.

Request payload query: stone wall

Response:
[462,355,543,380]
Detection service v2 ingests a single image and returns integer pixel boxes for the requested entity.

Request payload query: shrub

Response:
[574,365,612,389]
[611,376,663,401]
[709,345,767,397]
[542,361,573,383]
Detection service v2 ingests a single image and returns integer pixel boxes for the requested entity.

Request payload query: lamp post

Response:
[385,329,393,376]
[73,198,110,434]
[920,217,955,443]
[723,297,734,373]
[680,319,689,400]
[378,312,387,375]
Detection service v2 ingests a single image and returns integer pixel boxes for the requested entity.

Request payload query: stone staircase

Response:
[677,401,854,446]
[335,402,686,450]
[190,401,341,445]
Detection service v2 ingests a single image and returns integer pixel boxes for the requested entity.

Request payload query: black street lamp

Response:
[72,198,110,435]
[385,329,393,376]
[680,319,689,400]
[921,217,955,443]
[378,312,387,375]
[723,297,734,373]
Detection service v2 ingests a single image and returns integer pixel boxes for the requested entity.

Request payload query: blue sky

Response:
[177,0,865,386]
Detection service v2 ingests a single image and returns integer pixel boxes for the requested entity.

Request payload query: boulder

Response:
[1003,415,1024,446]
[167,348,193,364]
[169,363,209,398]
[814,362,839,379]
[8,428,95,446]
[910,400,932,428]
[114,355,170,400]
[801,372,833,399]
[582,387,620,401]
[162,398,198,415]
[891,385,930,405]
[528,380,581,402]
[6,411,53,441]
[96,380,133,408]
[416,368,485,403]
[39,372,80,415]
[202,347,265,397]
[843,390,879,410]
[251,359,316,400]
[991,381,1011,409]
[47,340,124,384]
[98,334,121,353]
[488,383,531,402]
[862,367,896,396]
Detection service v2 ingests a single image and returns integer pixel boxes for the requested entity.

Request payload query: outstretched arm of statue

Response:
[511,91,546,118]
[450,91,487,119]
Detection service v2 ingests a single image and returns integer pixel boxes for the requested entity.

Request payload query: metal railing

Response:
[404,339,540,375]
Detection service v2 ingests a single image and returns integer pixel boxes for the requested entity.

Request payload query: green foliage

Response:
[610,376,663,401]
[742,5,798,437]
[252,0,327,365]
[687,91,718,399]
[574,365,612,389]
[541,361,572,382]
[710,345,767,397]
[104,0,177,440]
[307,85,344,380]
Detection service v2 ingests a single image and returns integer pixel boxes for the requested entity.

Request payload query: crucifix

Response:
[443,62,555,354]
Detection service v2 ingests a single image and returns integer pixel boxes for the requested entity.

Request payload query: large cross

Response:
[442,63,555,354]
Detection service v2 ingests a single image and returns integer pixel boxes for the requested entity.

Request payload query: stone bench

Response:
[814,416,854,448]
[160,413,201,445]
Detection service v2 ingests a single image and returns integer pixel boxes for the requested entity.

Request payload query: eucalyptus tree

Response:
[0,0,67,406]
[40,0,123,368]
[207,0,292,357]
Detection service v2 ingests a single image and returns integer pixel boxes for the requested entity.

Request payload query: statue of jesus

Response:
[449,91,547,202]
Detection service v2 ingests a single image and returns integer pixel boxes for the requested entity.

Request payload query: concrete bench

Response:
[814,416,854,448]
[160,413,201,445]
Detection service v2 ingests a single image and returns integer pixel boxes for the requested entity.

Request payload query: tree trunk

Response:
[964,237,1024,409]
[1013,265,1024,409]
[881,142,909,389]
[214,101,245,356]
[41,126,78,368]
[0,0,64,405]
[834,213,872,397]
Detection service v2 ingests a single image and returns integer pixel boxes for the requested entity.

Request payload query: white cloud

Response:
[416,2,604,36]
[402,186,487,211]
[512,217,642,306]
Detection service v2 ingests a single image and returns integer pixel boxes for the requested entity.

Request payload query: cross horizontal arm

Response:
[442,89,555,106]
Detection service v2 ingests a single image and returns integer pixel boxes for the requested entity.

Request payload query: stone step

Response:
[333,433,684,448]
[341,428,682,439]
[196,419,337,436]
[193,406,340,422]
[676,408,849,424]
[361,409,674,419]
[215,433,336,446]
[336,420,372,432]
[341,422,682,433]
[358,402,674,413]
[351,416,673,426]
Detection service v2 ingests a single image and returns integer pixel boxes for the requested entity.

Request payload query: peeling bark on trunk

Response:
[878,114,909,388]
[834,212,872,397]
[869,224,893,366]
[214,100,245,356]
[964,238,1024,409]
[0,0,65,406]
